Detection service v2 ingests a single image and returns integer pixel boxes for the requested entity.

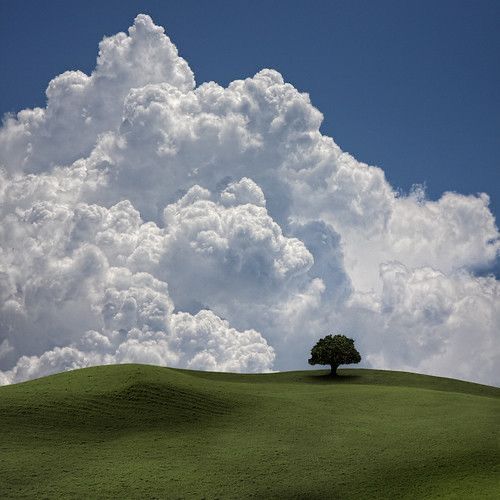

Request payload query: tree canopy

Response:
[309,334,361,376]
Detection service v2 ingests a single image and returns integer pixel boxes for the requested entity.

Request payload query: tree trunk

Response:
[330,365,339,376]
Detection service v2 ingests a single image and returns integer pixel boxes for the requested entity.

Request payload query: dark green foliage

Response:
[309,334,361,375]
[0,365,499,499]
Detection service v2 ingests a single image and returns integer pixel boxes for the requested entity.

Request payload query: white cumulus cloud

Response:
[0,14,498,385]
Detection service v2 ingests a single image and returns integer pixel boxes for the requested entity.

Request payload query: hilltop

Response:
[1,365,499,498]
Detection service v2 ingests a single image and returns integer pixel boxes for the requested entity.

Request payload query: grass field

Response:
[0,364,498,499]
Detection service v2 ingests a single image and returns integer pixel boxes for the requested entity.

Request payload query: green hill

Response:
[0,365,498,499]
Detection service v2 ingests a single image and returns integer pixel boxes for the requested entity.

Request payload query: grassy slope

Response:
[0,365,498,499]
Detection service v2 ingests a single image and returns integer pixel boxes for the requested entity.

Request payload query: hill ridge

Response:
[1,364,498,499]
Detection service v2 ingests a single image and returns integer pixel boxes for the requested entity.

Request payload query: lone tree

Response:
[308,334,361,376]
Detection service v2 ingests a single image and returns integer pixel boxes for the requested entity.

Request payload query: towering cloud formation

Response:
[0,15,498,385]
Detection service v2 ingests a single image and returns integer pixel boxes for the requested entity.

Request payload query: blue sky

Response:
[0,2,499,385]
[1,0,499,219]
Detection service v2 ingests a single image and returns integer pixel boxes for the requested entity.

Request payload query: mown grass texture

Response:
[0,364,498,499]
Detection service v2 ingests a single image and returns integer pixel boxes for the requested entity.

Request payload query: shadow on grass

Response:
[303,372,362,384]
[0,381,241,437]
